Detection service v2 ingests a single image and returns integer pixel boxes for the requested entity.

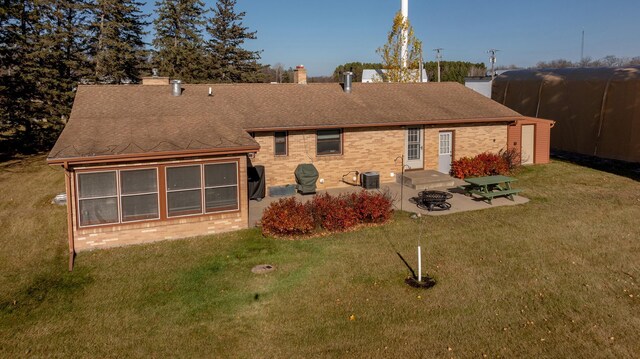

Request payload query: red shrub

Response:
[351,191,393,223]
[261,197,314,236]
[310,193,358,231]
[450,152,509,179]
[260,191,394,237]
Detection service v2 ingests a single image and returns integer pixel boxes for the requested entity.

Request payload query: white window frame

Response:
[439,132,452,156]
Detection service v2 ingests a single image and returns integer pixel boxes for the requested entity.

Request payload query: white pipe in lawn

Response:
[418,245,422,282]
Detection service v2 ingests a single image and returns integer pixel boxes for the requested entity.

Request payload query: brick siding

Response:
[251,124,509,190]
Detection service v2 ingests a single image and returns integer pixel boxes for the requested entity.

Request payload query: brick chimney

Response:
[293,65,307,85]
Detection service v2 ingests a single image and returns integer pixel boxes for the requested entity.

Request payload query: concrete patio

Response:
[248,177,529,226]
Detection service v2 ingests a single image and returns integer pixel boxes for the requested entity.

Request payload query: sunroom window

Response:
[166,165,202,217]
[120,169,159,222]
[77,171,119,226]
[317,129,342,155]
[166,162,239,217]
[204,163,238,212]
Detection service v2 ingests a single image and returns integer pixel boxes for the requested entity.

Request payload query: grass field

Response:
[1,156,639,358]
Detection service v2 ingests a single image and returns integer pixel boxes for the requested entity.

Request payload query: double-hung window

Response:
[77,168,159,227]
[166,162,238,218]
[316,129,342,155]
[274,131,287,156]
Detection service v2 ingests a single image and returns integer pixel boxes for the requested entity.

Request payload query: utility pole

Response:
[434,48,443,82]
[488,49,499,80]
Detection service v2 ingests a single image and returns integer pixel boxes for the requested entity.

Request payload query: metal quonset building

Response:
[492,67,640,163]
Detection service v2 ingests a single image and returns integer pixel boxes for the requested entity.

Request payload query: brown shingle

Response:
[48,82,523,162]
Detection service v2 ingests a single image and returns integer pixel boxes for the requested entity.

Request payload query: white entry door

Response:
[438,131,453,174]
[521,125,535,165]
[405,127,424,169]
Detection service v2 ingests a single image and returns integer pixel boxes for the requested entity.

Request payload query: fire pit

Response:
[415,190,452,211]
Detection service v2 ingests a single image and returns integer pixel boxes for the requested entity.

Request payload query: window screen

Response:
[317,129,342,155]
[120,169,159,222]
[77,171,118,226]
[274,131,287,156]
[204,163,238,212]
[166,165,202,217]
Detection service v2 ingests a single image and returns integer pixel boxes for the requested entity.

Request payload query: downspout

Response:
[63,162,75,271]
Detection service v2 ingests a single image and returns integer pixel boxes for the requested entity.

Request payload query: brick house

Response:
[48,68,553,267]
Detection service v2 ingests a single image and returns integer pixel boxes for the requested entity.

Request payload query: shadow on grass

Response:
[0,270,94,315]
[139,230,322,319]
[552,150,640,182]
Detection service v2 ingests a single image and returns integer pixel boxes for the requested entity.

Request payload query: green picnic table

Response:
[461,175,522,204]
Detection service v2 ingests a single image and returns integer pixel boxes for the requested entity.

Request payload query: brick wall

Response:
[423,124,508,168]
[69,155,249,251]
[251,124,509,190]
[251,127,405,190]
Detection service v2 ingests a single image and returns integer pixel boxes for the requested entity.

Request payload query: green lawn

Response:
[1,156,639,358]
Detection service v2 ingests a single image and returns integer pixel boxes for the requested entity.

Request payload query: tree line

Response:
[332,61,486,84]
[1,0,262,157]
[533,55,640,69]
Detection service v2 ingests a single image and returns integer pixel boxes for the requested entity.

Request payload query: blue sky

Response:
[142,0,640,76]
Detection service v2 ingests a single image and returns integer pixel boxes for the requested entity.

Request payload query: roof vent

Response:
[171,80,182,96]
[343,72,353,93]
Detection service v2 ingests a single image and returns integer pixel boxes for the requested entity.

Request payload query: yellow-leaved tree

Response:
[376,11,423,83]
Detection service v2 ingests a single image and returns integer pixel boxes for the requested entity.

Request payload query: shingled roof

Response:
[48,82,524,163]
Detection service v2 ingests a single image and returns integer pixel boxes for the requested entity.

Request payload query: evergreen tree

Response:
[206,0,262,83]
[90,0,149,83]
[152,0,207,82]
[1,0,91,155]
[0,0,39,155]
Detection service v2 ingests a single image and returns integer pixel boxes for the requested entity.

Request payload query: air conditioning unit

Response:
[360,171,380,189]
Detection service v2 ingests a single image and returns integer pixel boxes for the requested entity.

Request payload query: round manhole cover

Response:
[251,264,275,274]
